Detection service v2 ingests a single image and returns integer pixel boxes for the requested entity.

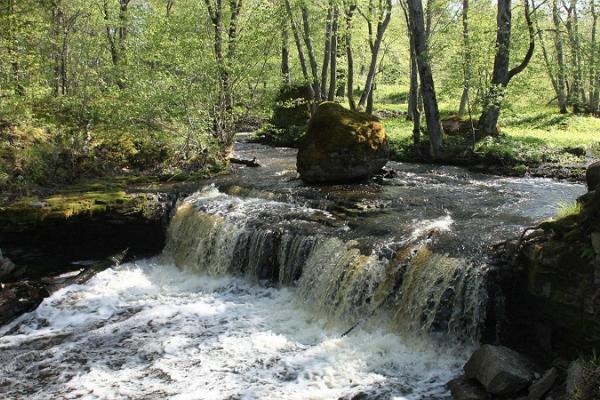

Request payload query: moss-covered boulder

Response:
[297,102,389,183]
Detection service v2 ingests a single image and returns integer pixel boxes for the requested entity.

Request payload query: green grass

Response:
[373,90,600,171]
[553,201,583,220]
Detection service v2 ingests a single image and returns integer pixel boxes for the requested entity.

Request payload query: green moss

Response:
[0,189,155,230]
[303,102,387,157]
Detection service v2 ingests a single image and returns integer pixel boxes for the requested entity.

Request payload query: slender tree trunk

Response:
[478,0,511,136]
[281,26,291,86]
[400,0,418,124]
[589,2,599,113]
[407,0,443,159]
[409,47,421,148]
[52,4,62,96]
[283,0,314,101]
[552,0,568,113]
[321,3,333,99]
[534,0,561,112]
[344,1,357,111]
[6,0,24,96]
[565,0,584,112]
[328,6,339,100]
[203,0,243,152]
[300,4,322,101]
[458,0,471,118]
[357,0,392,112]
[478,0,534,136]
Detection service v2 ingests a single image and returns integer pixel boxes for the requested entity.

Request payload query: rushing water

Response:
[0,139,586,399]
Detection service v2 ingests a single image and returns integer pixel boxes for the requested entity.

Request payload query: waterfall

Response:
[163,186,489,343]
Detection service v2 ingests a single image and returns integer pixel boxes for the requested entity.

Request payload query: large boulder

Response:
[464,345,535,396]
[586,161,600,191]
[297,102,389,183]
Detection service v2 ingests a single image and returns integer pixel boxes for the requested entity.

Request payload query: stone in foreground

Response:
[464,345,535,396]
[447,375,488,400]
[297,102,389,183]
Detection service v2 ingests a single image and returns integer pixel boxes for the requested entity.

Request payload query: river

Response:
[0,139,585,399]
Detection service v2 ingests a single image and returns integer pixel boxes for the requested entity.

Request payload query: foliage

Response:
[554,201,583,220]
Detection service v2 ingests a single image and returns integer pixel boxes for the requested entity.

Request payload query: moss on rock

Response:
[297,102,389,183]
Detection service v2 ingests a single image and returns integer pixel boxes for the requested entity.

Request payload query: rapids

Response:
[0,139,585,399]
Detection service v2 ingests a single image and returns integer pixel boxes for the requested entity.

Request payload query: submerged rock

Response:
[464,345,535,395]
[297,102,389,183]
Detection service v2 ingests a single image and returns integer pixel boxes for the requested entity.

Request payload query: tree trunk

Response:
[344,2,357,111]
[300,4,322,101]
[320,3,333,99]
[552,0,568,113]
[478,0,534,136]
[565,0,584,112]
[6,0,25,96]
[458,0,471,118]
[589,1,599,113]
[283,0,314,101]
[357,0,392,112]
[407,0,443,159]
[328,6,339,101]
[478,0,511,136]
[281,26,291,85]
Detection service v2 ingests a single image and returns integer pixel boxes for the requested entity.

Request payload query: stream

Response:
[0,138,586,400]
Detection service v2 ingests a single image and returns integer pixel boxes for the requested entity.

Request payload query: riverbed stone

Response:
[297,102,389,183]
[586,161,600,191]
[527,367,558,400]
[447,375,488,400]
[464,345,535,395]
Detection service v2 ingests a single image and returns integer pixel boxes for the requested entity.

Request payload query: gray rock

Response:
[566,359,585,396]
[587,161,600,191]
[447,375,488,400]
[528,367,558,400]
[464,345,535,396]
[0,249,17,281]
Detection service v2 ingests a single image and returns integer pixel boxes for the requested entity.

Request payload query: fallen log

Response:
[230,157,260,167]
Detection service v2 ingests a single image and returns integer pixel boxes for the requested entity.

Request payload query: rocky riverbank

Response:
[450,161,600,400]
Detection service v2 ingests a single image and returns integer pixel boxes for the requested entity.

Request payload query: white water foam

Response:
[0,260,465,400]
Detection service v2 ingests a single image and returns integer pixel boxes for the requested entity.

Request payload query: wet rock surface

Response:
[464,345,535,395]
[498,166,600,360]
[297,102,389,183]
[0,190,175,278]
[586,160,600,191]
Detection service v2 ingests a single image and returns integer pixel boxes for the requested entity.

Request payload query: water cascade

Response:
[163,186,489,343]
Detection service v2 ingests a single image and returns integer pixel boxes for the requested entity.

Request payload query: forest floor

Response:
[380,104,599,181]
